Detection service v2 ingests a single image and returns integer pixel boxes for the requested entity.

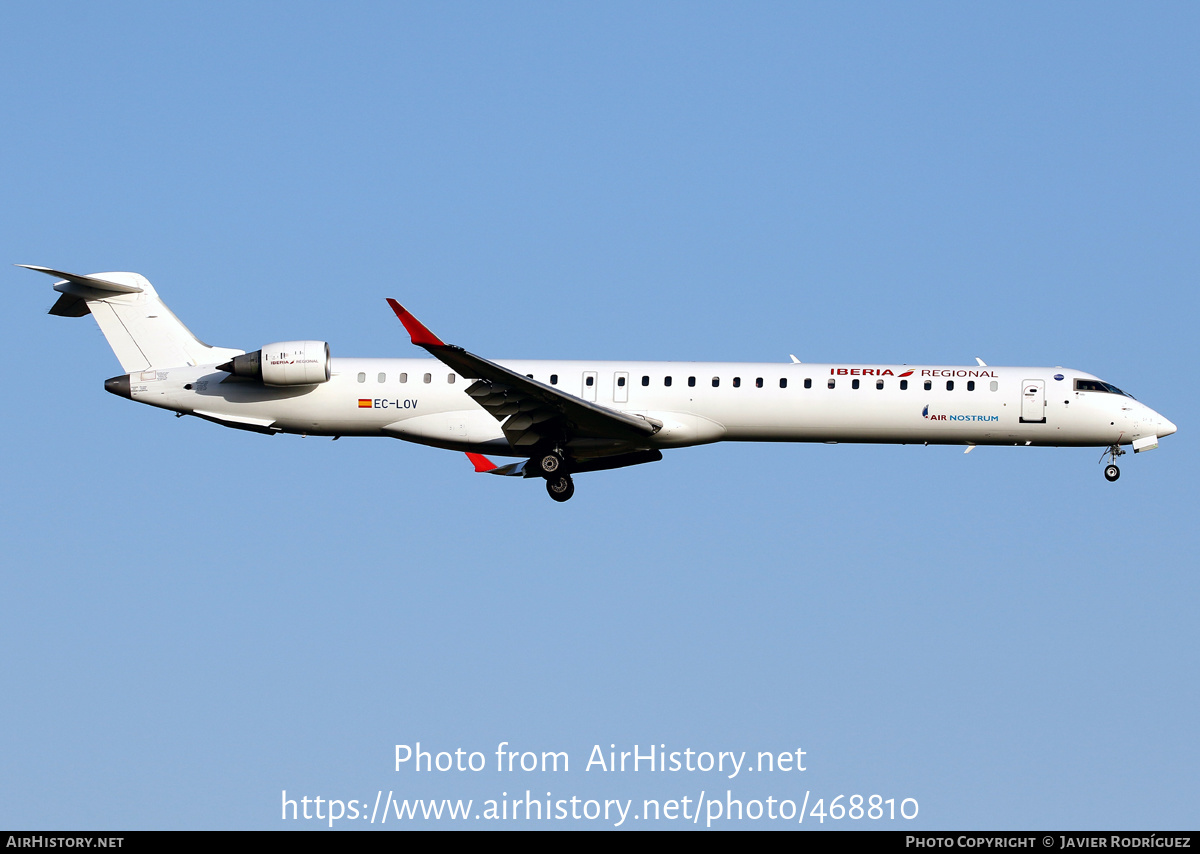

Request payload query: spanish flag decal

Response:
[358,399,372,408]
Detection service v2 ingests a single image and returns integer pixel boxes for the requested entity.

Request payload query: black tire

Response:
[546,475,575,502]
[538,452,563,475]
[1104,464,1120,482]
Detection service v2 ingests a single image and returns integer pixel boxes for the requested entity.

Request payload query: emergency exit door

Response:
[613,372,629,403]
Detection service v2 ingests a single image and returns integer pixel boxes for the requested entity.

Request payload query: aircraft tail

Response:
[22,265,243,372]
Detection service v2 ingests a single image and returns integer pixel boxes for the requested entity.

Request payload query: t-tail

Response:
[21,265,243,372]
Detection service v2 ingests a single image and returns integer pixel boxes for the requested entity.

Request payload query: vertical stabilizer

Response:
[22,265,243,372]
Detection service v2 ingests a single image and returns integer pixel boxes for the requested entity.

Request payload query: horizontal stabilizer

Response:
[22,265,146,318]
[18,265,144,294]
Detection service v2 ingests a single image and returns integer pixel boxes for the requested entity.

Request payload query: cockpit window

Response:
[1074,379,1134,399]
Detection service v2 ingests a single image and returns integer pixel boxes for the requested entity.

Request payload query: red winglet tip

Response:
[466,452,497,473]
[385,298,445,347]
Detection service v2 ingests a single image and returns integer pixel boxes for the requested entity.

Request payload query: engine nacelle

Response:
[219,340,331,386]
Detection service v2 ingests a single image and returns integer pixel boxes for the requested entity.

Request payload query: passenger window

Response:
[378,372,386,383]
[967,380,974,391]
[924,380,932,391]
[946,380,954,391]
[586,376,594,387]
[617,376,626,387]
[665,376,672,387]
[804,378,812,389]
[688,376,696,387]
[779,378,787,389]
[756,377,763,388]
[712,377,720,387]
[732,377,741,388]
[900,380,908,390]
[641,376,649,386]
[852,379,860,389]
[400,373,407,383]
[990,381,998,391]
[828,378,836,389]
[876,379,884,390]
[448,374,455,384]
[423,373,431,383]
[357,372,366,383]
[550,374,558,385]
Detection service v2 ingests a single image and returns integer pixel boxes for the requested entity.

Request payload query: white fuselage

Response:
[127,358,1176,456]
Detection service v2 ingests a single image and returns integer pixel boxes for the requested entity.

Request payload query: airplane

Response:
[23,264,1177,502]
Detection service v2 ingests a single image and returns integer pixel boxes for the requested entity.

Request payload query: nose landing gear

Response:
[1100,444,1125,482]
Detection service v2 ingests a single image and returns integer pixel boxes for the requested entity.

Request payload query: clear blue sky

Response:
[2,2,1197,829]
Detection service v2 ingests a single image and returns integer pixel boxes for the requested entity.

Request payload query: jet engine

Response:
[218,340,331,386]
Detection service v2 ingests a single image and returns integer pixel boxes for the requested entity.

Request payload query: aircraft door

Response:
[582,371,597,402]
[613,371,629,403]
[1020,379,1046,423]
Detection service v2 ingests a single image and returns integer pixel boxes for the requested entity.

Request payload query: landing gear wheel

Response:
[546,474,575,502]
[537,451,564,476]
[1099,444,1125,482]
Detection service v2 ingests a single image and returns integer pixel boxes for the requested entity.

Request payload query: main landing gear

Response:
[536,450,565,476]
[1101,444,1125,482]
[546,474,575,502]
[537,447,575,502]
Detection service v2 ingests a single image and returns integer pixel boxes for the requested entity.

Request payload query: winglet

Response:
[386,298,445,347]
[466,452,497,473]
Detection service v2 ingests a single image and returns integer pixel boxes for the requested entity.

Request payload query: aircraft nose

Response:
[1160,417,1177,437]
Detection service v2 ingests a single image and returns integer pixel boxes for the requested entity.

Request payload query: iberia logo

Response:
[829,367,916,377]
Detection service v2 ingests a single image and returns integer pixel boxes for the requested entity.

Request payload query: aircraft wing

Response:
[386,299,660,449]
